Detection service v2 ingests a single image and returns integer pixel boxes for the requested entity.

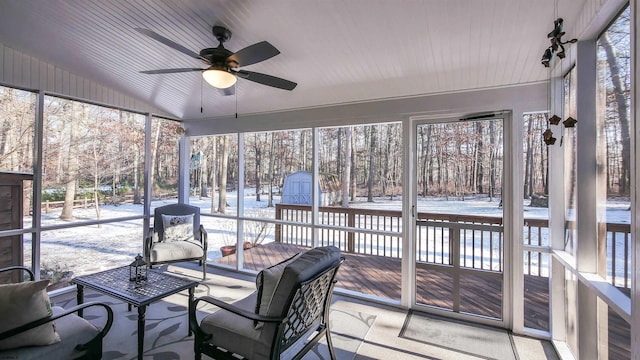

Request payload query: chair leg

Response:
[201,258,207,280]
[325,329,337,360]
[193,333,203,360]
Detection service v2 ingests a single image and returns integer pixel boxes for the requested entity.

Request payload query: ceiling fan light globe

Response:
[202,69,237,89]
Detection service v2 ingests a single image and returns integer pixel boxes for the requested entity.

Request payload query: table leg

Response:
[137,305,146,360]
[188,286,195,336]
[76,285,84,317]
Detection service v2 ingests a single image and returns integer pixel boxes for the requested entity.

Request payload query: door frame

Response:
[404,111,517,329]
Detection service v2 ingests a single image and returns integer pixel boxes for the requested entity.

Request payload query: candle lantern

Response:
[129,254,147,283]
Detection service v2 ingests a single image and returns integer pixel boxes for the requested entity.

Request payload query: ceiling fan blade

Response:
[141,68,204,74]
[227,41,280,67]
[236,70,297,90]
[135,28,207,62]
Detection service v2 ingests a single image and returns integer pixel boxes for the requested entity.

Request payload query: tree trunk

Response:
[475,122,485,194]
[342,127,352,207]
[218,136,229,214]
[60,104,81,220]
[601,33,631,196]
[210,137,217,213]
[488,121,497,201]
[367,125,377,202]
[133,142,141,204]
[200,152,208,198]
[382,126,392,197]
[267,133,276,207]
[92,139,101,228]
[149,121,161,196]
[300,131,307,171]
[254,134,262,202]
[350,128,357,202]
[524,115,534,199]
[336,128,342,178]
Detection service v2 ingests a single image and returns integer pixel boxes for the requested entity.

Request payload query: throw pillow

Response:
[161,214,194,242]
[0,279,61,350]
[254,253,301,329]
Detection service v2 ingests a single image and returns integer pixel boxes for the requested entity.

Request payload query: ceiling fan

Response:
[135,25,297,94]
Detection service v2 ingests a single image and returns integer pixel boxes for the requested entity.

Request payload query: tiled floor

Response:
[207,263,560,360]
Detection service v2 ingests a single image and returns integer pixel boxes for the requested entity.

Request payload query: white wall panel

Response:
[573,0,628,39]
[62,71,69,95]
[187,82,547,136]
[69,73,77,97]
[30,57,39,89]
[54,67,62,94]
[19,52,29,86]
[0,43,169,116]
[46,63,55,91]
[3,47,13,84]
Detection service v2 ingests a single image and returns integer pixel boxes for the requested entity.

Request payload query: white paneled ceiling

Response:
[0,0,587,121]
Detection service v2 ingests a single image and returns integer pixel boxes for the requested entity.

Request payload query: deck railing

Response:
[274,204,631,288]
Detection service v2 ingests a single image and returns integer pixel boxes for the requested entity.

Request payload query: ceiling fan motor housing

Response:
[199,47,237,68]
[201,26,238,68]
[212,25,232,43]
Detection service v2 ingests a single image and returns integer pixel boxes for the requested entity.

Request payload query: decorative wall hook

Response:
[543,128,557,145]
[549,115,562,125]
[541,18,577,67]
[562,117,577,128]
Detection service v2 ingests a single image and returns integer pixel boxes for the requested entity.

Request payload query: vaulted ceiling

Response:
[0,0,587,121]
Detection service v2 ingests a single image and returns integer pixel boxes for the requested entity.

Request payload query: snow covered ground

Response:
[23,191,631,286]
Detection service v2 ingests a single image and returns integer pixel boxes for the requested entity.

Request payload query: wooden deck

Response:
[214,242,629,358]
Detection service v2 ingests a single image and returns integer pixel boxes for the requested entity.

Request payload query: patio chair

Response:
[0,266,113,360]
[145,203,208,280]
[189,246,344,360]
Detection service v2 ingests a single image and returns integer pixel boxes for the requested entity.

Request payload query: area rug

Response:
[399,310,517,360]
[53,267,374,360]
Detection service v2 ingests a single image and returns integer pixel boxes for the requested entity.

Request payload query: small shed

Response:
[281,171,341,206]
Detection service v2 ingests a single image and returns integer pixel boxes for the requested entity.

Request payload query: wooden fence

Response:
[41,192,177,213]
[275,204,631,288]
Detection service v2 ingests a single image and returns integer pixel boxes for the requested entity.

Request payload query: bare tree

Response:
[600,32,630,196]
[267,132,276,207]
[210,137,218,212]
[342,127,352,207]
[60,103,81,220]
[218,135,230,214]
[367,125,377,202]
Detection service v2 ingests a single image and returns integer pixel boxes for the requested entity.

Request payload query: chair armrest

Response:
[144,227,154,260]
[189,295,284,337]
[199,224,208,251]
[0,266,35,281]
[0,301,114,342]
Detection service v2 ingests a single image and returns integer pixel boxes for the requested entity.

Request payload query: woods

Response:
[189,124,405,212]
[416,120,505,201]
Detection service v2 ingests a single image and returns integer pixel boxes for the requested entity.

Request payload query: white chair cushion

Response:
[254,253,301,326]
[200,293,273,360]
[161,214,194,242]
[150,239,204,262]
[0,280,60,350]
[0,306,98,360]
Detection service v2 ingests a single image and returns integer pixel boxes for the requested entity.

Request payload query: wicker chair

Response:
[145,203,208,280]
[0,266,113,360]
[189,246,344,360]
